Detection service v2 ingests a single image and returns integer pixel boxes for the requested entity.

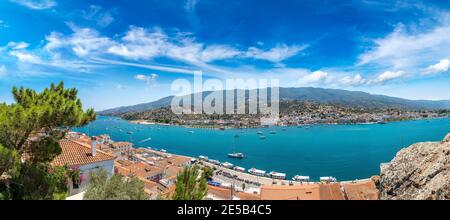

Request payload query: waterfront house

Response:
[52,138,117,196]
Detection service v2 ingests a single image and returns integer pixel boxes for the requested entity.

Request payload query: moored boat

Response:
[259,135,266,139]
[208,159,220,165]
[292,175,310,182]
[234,166,245,172]
[248,168,266,176]
[270,171,286,180]
[320,176,337,182]
[221,162,234,169]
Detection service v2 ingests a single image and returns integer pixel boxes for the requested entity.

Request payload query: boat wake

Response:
[140,137,152,143]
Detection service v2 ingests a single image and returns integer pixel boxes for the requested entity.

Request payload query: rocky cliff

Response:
[379,133,450,200]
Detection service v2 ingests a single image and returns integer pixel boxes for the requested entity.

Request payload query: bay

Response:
[74,116,450,181]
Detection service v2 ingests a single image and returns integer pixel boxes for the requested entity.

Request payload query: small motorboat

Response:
[228,153,245,159]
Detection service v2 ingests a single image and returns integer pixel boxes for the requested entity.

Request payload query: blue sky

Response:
[1,0,450,110]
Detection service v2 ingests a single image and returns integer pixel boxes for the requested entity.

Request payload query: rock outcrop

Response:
[380,134,450,200]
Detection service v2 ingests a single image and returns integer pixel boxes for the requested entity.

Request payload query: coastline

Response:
[125,116,450,130]
[143,146,375,185]
[81,116,450,182]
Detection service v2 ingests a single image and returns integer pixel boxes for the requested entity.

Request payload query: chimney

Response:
[91,137,97,156]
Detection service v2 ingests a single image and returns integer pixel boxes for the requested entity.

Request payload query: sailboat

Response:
[228,135,245,159]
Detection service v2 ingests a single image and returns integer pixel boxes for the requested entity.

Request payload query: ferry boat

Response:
[228,153,245,159]
[320,176,337,182]
[248,168,266,176]
[221,162,234,169]
[234,166,245,172]
[292,175,310,182]
[199,155,209,161]
[270,171,286,180]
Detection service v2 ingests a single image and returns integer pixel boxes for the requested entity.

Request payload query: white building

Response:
[52,138,117,196]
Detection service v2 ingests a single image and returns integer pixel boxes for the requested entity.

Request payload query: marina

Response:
[75,116,450,181]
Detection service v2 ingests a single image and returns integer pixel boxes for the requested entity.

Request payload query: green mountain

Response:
[98,87,450,115]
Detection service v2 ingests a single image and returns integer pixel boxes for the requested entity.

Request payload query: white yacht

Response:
[292,175,310,182]
[248,168,266,176]
[270,171,286,180]
[208,159,220,165]
[221,162,234,169]
[320,176,337,182]
[228,153,245,159]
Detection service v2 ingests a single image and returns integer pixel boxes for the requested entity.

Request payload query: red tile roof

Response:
[52,140,116,167]
[260,183,345,200]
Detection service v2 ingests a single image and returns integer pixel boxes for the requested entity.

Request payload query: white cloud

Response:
[108,27,167,60]
[299,70,331,85]
[423,59,449,75]
[45,23,113,57]
[0,65,6,77]
[10,0,56,10]
[305,71,329,83]
[200,45,241,62]
[135,73,159,85]
[358,24,450,71]
[9,51,42,63]
[0,20,6,29]
[185,0,199,12]
[245,44,305,63]
[0,41,29,51]
[339,74,366,86]
[107,26,301,65]
[82,5,115,27]
[371,71,406,84]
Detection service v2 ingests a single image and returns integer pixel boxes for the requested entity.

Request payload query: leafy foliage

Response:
[83,170,148,200]
[201,166,214,181]
[0,82,96,200]
[172,165,208,200]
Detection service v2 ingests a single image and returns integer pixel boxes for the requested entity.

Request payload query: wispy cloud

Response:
[184,0,199,12]
[0,65,6,77]
[423,59,449,75]
[370,70,406,84]
[82,5,115,27]
[135,73,158,84]
[358,23,450,71]
[10,0,56,10]
[246,44,306,63]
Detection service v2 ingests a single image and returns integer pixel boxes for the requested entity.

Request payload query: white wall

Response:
[68,159,115,196]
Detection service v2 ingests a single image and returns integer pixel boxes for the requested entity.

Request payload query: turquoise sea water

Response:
[75,116,450,181]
